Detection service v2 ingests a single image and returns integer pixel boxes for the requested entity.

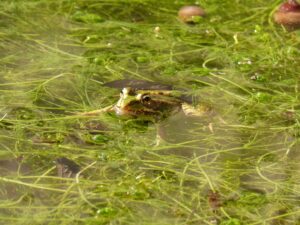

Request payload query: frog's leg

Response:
[181,102,212,117]
[77,105,114,116]
[154,123,169,146]
[155,125,162,146]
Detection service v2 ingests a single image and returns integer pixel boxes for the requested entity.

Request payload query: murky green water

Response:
[0,0,300,224]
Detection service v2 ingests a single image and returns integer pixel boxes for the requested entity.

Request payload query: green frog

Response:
[80,80,212,121]
[114,87,183,121]
[78,79,214,145]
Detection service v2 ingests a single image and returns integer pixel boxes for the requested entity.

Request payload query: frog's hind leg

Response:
[182,102,213,117]
[154,124,168,146]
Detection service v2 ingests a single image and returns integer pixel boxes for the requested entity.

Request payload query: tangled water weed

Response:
[0,0,300,224]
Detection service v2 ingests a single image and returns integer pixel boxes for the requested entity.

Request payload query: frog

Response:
[78,79,214,145]
[80,79,212,121]
[113,87,183,121]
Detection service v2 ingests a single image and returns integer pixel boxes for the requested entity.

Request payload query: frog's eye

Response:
[142,95,151,103]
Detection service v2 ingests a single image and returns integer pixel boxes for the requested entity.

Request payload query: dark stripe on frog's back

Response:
[144,93,182,111]
[179,94,197,105]
[142,90,195,105]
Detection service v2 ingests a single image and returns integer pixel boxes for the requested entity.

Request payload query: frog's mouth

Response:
[114,103,142,117]
[114,105,148,116]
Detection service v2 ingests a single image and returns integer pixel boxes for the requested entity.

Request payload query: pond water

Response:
[0,0,300,224]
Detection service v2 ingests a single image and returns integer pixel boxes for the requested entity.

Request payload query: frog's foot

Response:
[77,105,114,116]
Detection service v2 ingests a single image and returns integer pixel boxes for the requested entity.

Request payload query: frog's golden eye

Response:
[142,95,151,103]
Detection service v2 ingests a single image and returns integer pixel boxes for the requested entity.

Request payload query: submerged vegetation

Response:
[0,0,300,224]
